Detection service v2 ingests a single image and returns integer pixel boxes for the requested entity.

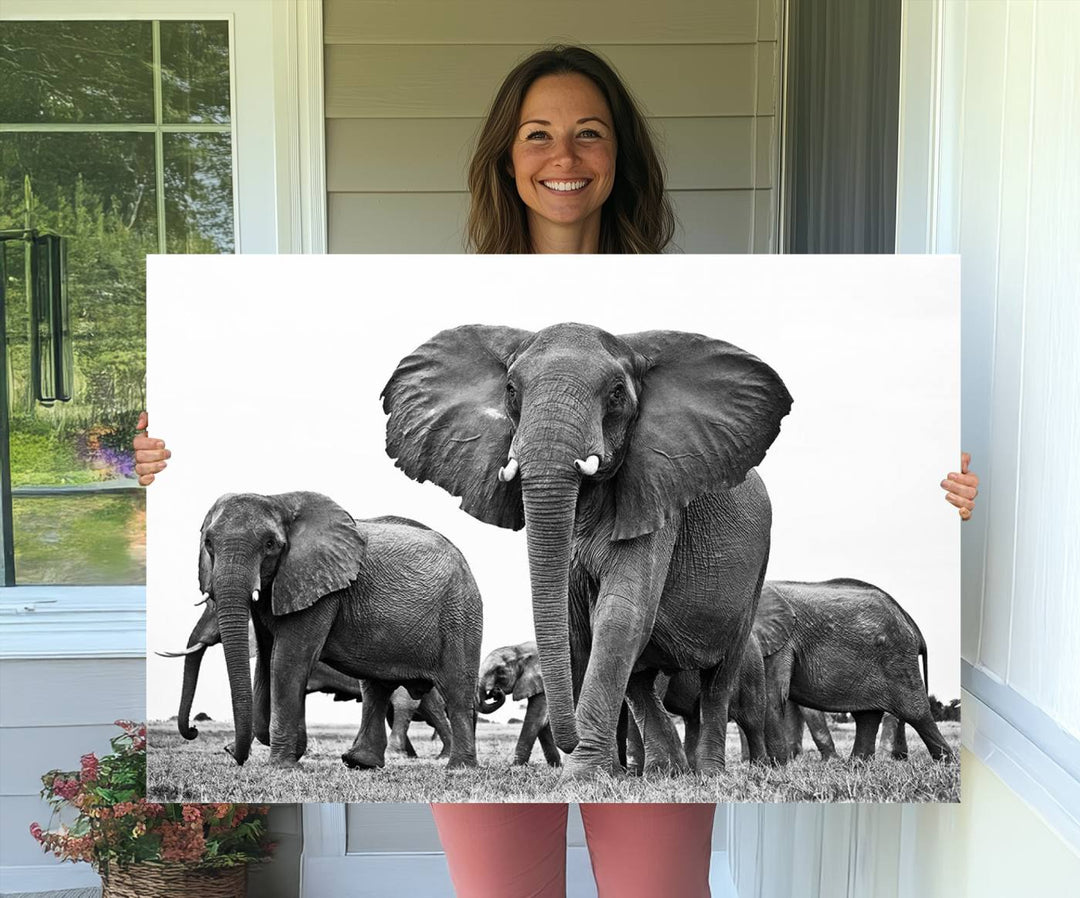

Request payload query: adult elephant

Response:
[384,324,792,778]
[754,579,953,760]
[160,605,454,759]
[476,640,560,767]
[196,492,481,769]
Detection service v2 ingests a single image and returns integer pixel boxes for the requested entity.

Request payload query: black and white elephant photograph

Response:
[146,254,961,802]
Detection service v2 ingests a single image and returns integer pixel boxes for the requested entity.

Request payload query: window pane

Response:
[2,131,154,583]
[160,20,232,124]
[0,21,154,124]
[12,492,145,585]
[164,133,235,252]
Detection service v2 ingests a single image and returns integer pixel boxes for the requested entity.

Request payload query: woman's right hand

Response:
[133,411,171,486]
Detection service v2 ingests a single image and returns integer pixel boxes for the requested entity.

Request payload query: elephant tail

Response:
[921,639,929,697]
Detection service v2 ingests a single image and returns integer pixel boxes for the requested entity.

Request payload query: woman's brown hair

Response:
[466,46,675,254]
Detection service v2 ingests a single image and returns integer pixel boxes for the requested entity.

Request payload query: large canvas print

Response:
[145,254,960,803]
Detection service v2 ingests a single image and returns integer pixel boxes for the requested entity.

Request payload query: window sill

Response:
[0,586,144,659]
[962,660,1080,851]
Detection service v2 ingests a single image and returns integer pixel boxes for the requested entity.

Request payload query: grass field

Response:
[148,718,960,804]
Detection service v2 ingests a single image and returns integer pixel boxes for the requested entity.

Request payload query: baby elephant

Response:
[477,641,560,766]
[754,578,953,761]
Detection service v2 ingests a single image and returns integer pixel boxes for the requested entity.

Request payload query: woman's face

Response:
[509,73,617,234]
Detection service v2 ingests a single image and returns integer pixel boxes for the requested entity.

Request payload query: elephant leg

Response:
[878,713,907,759]
[565,549,673,780]
[267,641,318,768]
[801,707,838,760]
[730,686,767,766]
[513,694,548,765]
[625,669,689,775]
[891,719,910,760]
[442,675,479,770]
[342,680,393,769]
[905,710,953,761]
[784,702,805,759]
[537,722,562,767]
[253,650,271,747]
[738,725,749,763]
[295,717,308,762]
[851,710,884,760]
[697,663,738,774]
[387,690,417,757]
[420,690,453,759]
[683,710,700,770]
[621,706,645,775]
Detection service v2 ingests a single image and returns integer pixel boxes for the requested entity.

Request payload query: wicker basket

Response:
[100,862,247,898]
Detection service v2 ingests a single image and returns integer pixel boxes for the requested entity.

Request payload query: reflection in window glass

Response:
[2,19,234,585]
[1,132,155,490]
[164,133,235,253]
[13,492,146,585]
[0,21,154,124]
[160,20,232,124]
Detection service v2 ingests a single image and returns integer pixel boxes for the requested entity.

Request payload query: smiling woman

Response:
[466,45,674,254]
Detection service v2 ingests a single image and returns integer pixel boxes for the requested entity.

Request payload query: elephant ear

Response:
[613,331,793,541]
[272,492,366,616]
[513,644,545,700]
[198,493,236,594]
[382,325,533,530]
[753,584,797,657]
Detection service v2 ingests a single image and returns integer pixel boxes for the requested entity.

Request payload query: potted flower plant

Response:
[30,720,274,897]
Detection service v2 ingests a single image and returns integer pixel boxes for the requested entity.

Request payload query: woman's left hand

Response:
[942,452,979,521]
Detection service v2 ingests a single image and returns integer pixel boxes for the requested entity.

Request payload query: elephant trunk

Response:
[177,644,208,740]
[477,688,506,715]
[520,470,581,754]
[214,567,256,766]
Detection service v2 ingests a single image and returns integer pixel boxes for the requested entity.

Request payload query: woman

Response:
[135,46,978,898]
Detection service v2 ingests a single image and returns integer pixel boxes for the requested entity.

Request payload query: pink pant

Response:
[431,803,715,898]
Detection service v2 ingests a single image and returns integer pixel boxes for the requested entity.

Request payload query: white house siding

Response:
[324,0,782,253]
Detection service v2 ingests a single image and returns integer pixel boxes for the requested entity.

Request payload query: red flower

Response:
[80,753,99,782]
[181,805,202,824]
[52,778,80,801]
[30,822,43,842]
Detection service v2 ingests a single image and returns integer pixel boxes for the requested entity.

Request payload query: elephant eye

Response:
[505,381,516,398]
[609,382,626,403]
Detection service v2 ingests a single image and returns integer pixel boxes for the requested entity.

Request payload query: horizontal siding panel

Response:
[329,192,468,252]
[325,44,758,118]
[328,188,758,254]
[345,803,442,852]
[670,188,755,253]
[325,0,759,45]
[327,117,763,193]
[326,118,478,192]
[0,659,145,727]
[0,724,123,796]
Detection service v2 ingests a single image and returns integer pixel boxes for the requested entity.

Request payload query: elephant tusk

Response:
[574,455,600,476]
[498,458,519,482]
[194,592,211,607]
[251,589,260,603]
[156,642,206,658]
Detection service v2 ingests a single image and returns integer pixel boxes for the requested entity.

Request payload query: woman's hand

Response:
[133,411,171,486]
[941,452,979,521]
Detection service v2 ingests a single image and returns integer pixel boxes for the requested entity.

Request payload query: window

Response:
[0,19,235,584]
